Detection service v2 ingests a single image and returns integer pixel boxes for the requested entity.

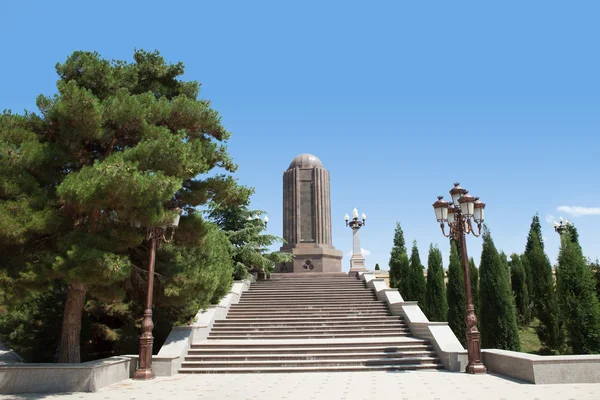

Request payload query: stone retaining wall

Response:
[482,349,600,384]
[0,279,250,394]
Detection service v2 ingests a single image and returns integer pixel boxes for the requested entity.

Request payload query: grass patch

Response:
[519,319,542,354]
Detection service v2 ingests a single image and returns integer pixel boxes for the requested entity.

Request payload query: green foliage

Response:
[397,253,410,296]
[0,50,249,362]
[447,242,466,347]
[154,222,234,310]
[425,244,447,322]
[469,257,480,322]
[0,282,65,362]
[509,254,531,326]
[590,259,600,299]
[566,223,580,249]
[404,241,426,305]
[479,228,520,351]
[523,214,542,301]
[527,231,564,353]
[556,236,600,354]
[207,203,292,280]
[374,263,380,271]
[388,222,406,290]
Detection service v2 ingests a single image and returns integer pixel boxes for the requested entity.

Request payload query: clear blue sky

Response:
[2,1,599,271]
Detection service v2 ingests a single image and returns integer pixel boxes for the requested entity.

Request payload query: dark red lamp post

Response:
[132,208,181,380]
[432,183,487,374]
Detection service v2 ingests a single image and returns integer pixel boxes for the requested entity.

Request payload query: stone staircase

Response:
[179,274,443,373]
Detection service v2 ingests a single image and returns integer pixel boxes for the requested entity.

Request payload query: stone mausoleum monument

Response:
[278,154,343,273]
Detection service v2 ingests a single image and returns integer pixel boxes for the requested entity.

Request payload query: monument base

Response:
[278,243,343,273]
[348,254,367,277]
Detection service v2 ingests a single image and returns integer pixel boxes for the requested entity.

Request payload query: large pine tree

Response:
[556,233,600,354]
[425,244,447,321]
[388,222,407,290]
[447,242,466,347]
[406,240,426,305]
[0,50,248,362]
[509,253,531,326]
[479,228,520,351]
[528,231,564,353]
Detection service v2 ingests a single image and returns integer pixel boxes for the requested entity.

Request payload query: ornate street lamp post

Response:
[432,183,487,374]
[553,216,570,246]
[132,209,181,380]
[345,208,367,276]
[247,214,269,228]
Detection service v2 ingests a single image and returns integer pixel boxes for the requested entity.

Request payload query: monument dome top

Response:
[288,153,323,169]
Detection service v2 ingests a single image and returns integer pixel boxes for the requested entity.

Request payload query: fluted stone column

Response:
[279,154,342,273]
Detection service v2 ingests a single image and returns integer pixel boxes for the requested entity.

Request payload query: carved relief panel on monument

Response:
[302,259,314,271]
[299,175,315,243]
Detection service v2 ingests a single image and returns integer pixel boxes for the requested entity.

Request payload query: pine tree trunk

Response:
[58,282,86,363]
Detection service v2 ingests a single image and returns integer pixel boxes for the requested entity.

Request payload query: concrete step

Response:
[238,297,377,302]
[242,291,376,299]
[208,332,410,340]
[231,303,384,308]
[231,302,386,307]
[187,344,433,355]
[235,299,382,304]
[181,357,440,369]
[244,284,370,294]
[213,320,405,327]
[214,316,404,323]
[179,363,443,374]
[225,313,391,319]
[251,283,364,287]
[210,324,408,332]
[185,350,437,361]
[210,327,405,334]
[227,310,388,315]
[249,284,366,289]
[228,305,388,311]
[192,337,428,348]
[225,313,390,318]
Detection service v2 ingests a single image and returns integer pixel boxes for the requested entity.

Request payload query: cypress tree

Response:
[528,231,564,353]
[425,244,447,321]
[523,214,542,301]
[406,240,426,305]
[556,235,600,354]
[397,253,411,297]
[447,242,466,347]
[519,255,534,325]
[388,222,407,290]
[509,253,530,326]
[375,263,380,271]
[479,228,520,351]
[469,257,480,321]
[566,223,581,249]
[590,258,600,299]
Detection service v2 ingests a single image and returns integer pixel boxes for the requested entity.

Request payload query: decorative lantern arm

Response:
[466,219,483,237]
[440,223,452,238]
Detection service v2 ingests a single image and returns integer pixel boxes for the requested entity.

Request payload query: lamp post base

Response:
[467,362,487,374]
[132,367,155,380]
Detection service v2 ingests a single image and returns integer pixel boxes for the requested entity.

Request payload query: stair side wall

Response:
[358,272,467,371]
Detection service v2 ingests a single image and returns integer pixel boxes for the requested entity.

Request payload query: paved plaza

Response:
[2,371,600,400]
